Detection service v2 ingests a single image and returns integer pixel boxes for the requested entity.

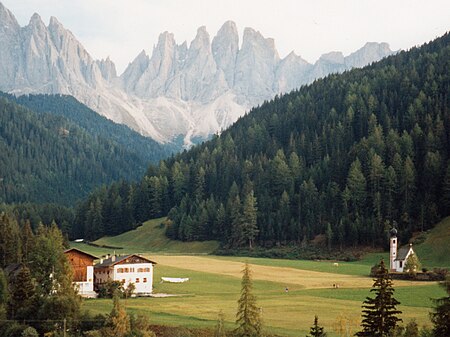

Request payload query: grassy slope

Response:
[414,217,450,268]
[81,218,218,255]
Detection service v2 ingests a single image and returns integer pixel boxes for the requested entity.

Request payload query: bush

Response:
[97,280,125,298]
[21,327,39,337]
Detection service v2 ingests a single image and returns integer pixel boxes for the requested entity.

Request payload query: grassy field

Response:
[75,217,449,336]
[82,255,445,337]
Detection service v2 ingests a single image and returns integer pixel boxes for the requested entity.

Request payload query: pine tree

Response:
[430,276,450,337]
[356,259,402,336]
[235,263,262,337]
[104,291,131,337]
[242,191,259,249]
[306,315,327,337]
[7,265,36,320]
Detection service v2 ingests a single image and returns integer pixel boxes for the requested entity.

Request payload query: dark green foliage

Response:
[430,276,450,337]
[306,315,327,337]
[4,93,177,165]
[75,33,450,246]
[356,260,402,336]
[0,269,7,319]
[7,265,36,321]
[235,263,262,337]
[0,93,175,206]
[97,280,126,298]
[0,213,22,268]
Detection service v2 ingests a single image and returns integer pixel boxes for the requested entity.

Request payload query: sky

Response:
[2,0,449,75]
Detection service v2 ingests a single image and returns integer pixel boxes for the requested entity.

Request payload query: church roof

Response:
[395,245,413,261]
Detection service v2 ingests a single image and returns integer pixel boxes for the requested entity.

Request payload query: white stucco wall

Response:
[113,263,153,295]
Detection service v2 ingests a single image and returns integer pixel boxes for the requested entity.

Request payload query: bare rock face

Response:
[212,21,239,88]
[0,3,394,145]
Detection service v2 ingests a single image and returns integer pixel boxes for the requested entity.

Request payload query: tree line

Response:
[73,33,450,250]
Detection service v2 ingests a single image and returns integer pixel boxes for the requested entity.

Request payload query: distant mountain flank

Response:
[0,92,175,205]
[0,2,394,145]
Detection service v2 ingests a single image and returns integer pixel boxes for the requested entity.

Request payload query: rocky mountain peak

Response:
[28,12,46,30]
[0,3,397,145]
[97,57,117,81]
[157,31,175,49]
[212,20,239,87]
[0,2,19,29]
[190,26,211,50]
[319,51,345,64]
[345,42,392,68]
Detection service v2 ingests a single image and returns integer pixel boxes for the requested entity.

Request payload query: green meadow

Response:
[82,261,445,337]
[76,217,449,337]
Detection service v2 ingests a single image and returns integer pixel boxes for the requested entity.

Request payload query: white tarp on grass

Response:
[161,277,189,283]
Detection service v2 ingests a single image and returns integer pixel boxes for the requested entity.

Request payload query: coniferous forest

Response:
[0,94,174,205]
[73,33,449,248]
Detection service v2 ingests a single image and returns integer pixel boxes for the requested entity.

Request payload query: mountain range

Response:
[0,2,394,146]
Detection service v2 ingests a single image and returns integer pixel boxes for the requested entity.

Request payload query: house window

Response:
[117,268,123,273]
[144,267,150,272]
[138,268,143,272]
[124,268,129,273]
[130,268,135,272]
[122,279,125,283]
[399,261,403,268]
[143,278,147,283]
[393,239,396,244]
[136,278,140,283]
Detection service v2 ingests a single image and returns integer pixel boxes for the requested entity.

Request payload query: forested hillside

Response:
[0,95,169,205]
[74,33,450,249]
[0,93,179,164]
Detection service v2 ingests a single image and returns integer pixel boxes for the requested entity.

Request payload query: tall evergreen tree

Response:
[242,190,259,249]
[7,265,36,320]
[235,263,262,337]
[430,276,450,337]
[356,260,402,337]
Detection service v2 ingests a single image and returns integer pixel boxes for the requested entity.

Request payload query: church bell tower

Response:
[389,227,398,272]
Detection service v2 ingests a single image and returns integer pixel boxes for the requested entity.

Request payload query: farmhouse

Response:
[64,248,98,298]
[94,254,156,296]
[389,228,418,273]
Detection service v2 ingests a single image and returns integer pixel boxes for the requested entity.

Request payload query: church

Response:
[389,228,418,273]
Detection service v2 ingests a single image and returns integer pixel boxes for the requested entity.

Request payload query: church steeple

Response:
[389,227,398,272]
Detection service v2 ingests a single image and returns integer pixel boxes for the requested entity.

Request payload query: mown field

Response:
[76,217,449,336]
[81,255,446,336]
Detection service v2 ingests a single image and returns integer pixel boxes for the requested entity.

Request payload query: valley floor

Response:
[82,255,445,337]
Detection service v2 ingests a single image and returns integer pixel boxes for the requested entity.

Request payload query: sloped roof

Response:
[64,248,98,260]
[94,254,156,268]
[395,245,414,261]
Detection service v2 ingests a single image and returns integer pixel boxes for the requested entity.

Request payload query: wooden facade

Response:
[65,249,97,282]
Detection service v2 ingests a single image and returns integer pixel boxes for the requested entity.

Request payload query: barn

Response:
[64,248,98,298]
